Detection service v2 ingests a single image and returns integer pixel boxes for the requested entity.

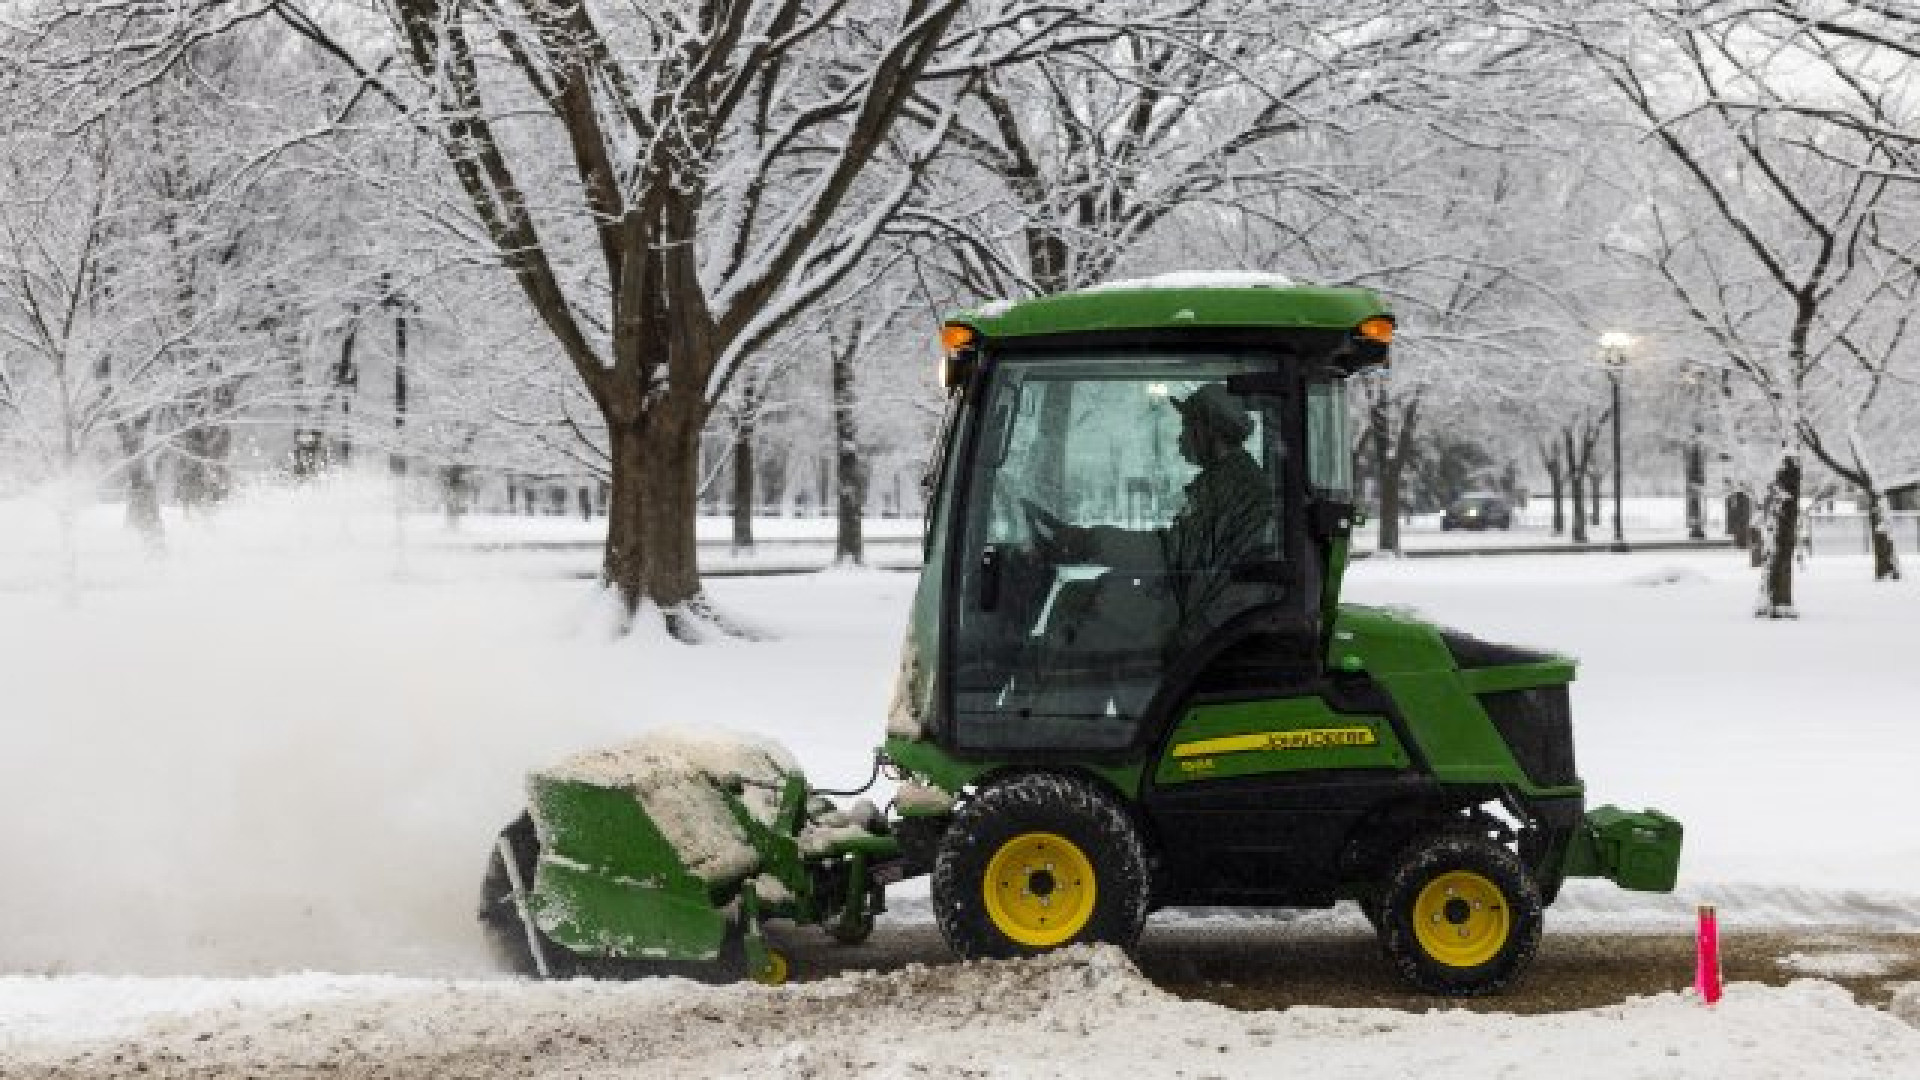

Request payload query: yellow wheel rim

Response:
[752,949,790,986]
[983,832,1097,948]
[1412,871,1510,968]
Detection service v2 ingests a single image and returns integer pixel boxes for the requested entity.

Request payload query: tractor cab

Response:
[888,279,1391,764]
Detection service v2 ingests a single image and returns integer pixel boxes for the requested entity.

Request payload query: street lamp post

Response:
[1599,333,1632,553]
[1683,366,1707,541]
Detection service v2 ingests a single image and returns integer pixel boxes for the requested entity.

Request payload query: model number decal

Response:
[1172,726,1377,760]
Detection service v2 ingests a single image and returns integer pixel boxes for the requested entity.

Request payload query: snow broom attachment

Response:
[520,730,898,983]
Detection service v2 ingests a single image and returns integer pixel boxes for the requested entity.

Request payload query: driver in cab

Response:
[1042,382,1276,635]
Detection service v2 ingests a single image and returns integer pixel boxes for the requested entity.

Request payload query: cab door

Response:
[948,349,1292,754]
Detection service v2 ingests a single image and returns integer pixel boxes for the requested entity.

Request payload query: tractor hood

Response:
[1328,604,1576,688]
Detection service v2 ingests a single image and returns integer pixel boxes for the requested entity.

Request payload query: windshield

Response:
[977,358,1275,540]
[1306,379,1352,500]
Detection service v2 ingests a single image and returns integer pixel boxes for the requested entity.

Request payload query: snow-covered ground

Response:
[2,486,1916,1073]
[5,948,1918,1077]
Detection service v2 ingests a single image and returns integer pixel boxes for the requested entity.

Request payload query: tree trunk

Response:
[1565,431,1588,545]
[731,388,757,554]
[123,457,164,552]
[1684,442,1706,540]
[442,463,469,529]
[1589,472,1601,527]
[1756,453,1800,618]
[390,296,409,480]
[115,418,164,552]
[1569,471,1588,544]
[1372,396,1401,554]
[331,324,359,468]
[1839,430,1902,582]
[831,332,866,566]
[175,424,233,510]
[1028,229,1072,295]
[760,445,787,516]
[603,400,705,627]
[1727,490,1751,548]
[1864,486,1902,582]
[1547,458,1565,536]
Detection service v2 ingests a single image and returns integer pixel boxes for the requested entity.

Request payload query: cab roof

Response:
[949,274,1392,340]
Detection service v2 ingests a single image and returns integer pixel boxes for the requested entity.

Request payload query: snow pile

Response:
[1778,951,1895,979]
[893,781,955,815]
[7,950,1919,1078]
[1086,270,1298,292]
[796,797,885,856]
[537,729,797,883]
[1625,565,1711,588]
[1550,879,1920,931]
[1893,983,1920,1029]
[0,973,401,1045]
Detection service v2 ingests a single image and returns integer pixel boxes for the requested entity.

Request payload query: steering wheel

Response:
[1018,498,1076,560]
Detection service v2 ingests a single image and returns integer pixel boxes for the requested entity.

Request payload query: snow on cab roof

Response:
[953,273,1388,339]
[1083,270,1298,292]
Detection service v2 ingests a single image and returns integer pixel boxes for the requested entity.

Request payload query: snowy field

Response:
[2,486,1917,1072]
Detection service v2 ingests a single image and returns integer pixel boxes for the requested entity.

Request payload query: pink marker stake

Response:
[1695,904,1722,1006]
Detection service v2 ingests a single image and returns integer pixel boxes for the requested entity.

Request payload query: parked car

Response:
[1441,493,1513,530]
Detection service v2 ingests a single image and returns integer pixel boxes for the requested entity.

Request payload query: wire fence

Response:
[1802,513,1920,555]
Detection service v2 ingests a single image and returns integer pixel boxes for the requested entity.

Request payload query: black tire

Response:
[932,772,1150,960]
[478,813,595,979]
[1376,833,1542,996]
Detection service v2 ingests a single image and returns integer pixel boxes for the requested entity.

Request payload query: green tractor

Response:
[480,277,1682,996]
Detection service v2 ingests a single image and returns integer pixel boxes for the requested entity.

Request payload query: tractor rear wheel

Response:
[1376,833,1542,996]
[932,773,1150,959]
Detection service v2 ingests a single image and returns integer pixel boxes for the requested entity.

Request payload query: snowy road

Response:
[6,944,1918,1079]
[836,912,1920,1013]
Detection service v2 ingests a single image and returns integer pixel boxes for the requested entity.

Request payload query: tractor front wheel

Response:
[932,772,1150,959]
[1376,833,1542,996]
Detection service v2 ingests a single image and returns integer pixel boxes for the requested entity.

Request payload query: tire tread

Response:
[932,772,1150,959]
[1376,832,1543,996]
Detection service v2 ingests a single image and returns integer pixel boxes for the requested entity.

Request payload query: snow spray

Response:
[1694,904,1722,1006]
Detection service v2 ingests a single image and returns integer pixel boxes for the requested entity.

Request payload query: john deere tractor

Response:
[481,277,1682,996]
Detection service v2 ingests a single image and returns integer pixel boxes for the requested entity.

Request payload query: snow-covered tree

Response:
[254,0,1123,631]
[1578,1,1920,606]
